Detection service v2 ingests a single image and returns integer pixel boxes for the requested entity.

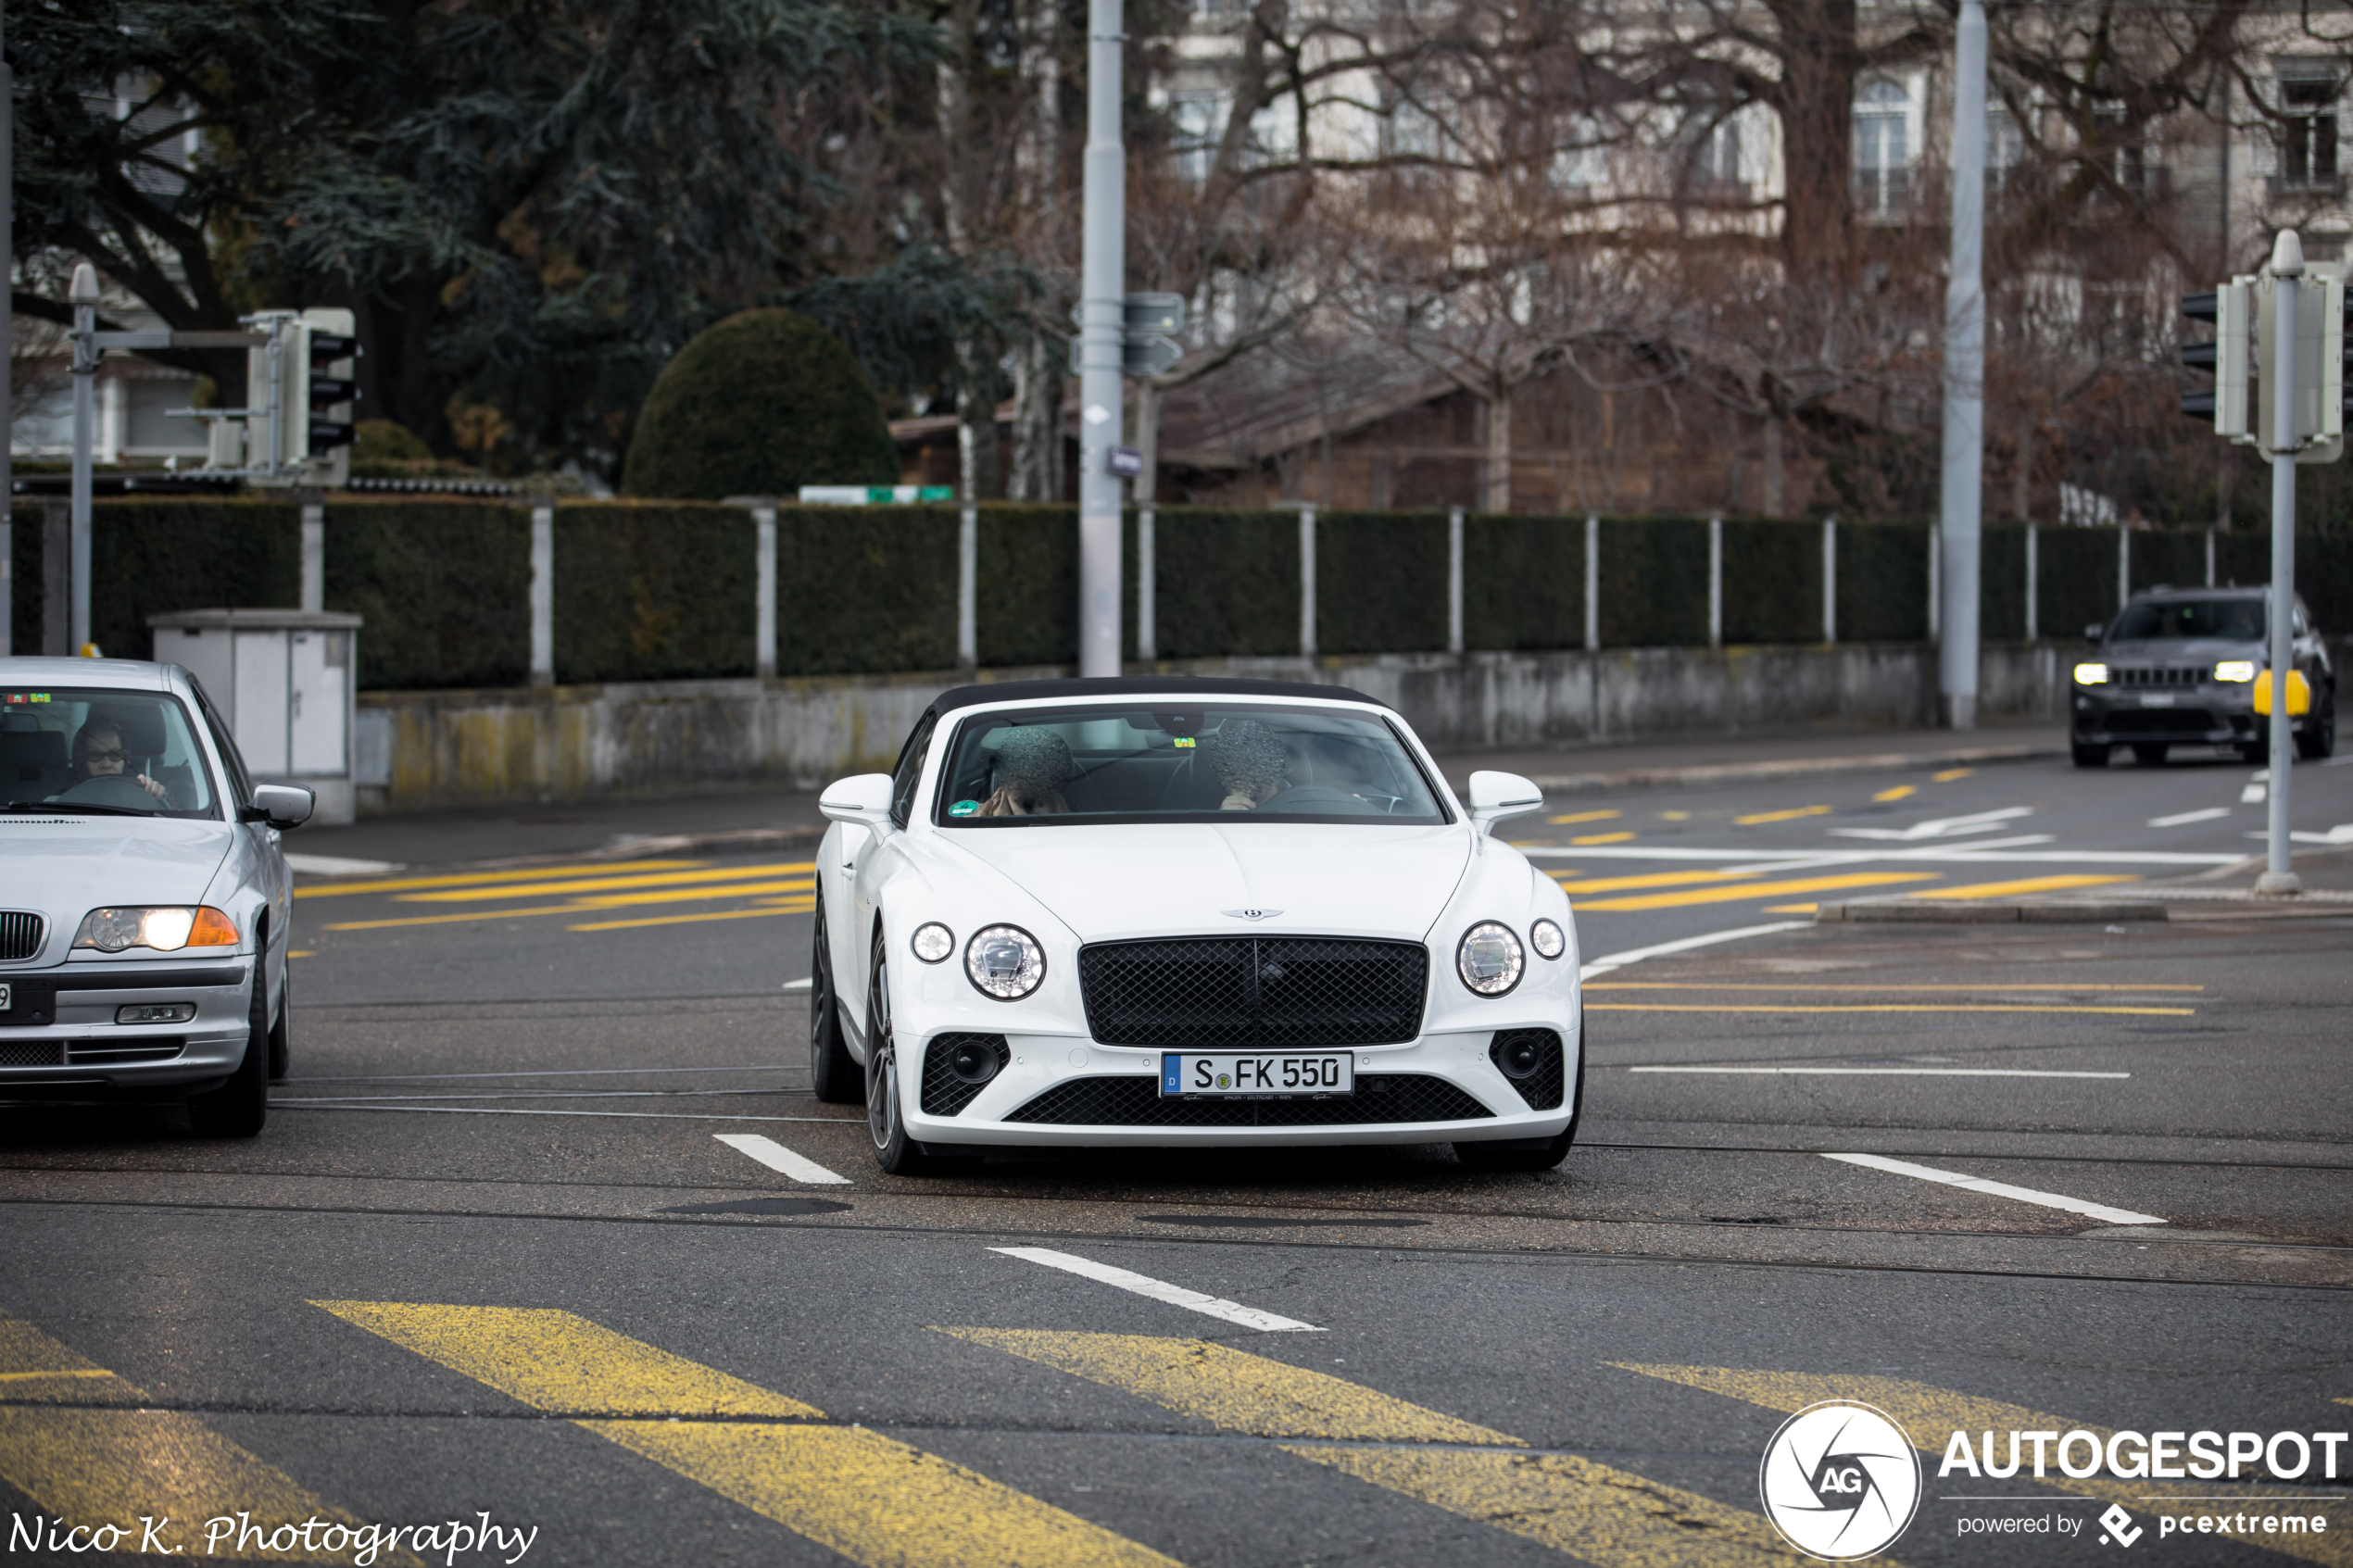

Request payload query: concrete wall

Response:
[353,640,2070,811]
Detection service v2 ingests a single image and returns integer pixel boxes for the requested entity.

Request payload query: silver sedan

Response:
[1,657,314,1135]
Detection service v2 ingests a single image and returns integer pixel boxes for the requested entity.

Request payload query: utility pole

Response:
[69,263,99,656]
[1075,0,1125,677]
[2259,230,2303,896]
[1937,0,1987,730]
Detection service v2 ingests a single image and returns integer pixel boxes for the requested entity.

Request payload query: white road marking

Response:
[2242,784,2267,804]
[714,1132,852,1185]
[990,1246,1321,1333]
[284,853,405,877]
[2147,807,2230,828]
[1533,840,2242,866]
[273,1103,857,1123]
[1633,1066,2130,1079]
[1823,1151,2165,1226]
[1578,921,1814,981]
[2291,824,2353,846]
[1829,807,2037,842]
[782,977,813,990]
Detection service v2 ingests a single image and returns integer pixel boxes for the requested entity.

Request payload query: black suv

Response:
[2071,587,2335,766]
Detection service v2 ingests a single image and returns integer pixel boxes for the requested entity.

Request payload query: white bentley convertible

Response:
[811,677,1584,1175]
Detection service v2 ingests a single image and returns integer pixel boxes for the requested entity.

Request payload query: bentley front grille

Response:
[1077,936,1428,1048]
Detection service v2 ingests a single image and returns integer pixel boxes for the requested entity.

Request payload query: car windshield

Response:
[1,687,220,818]
[934,703,1450,825]
[2112,598,2267,641]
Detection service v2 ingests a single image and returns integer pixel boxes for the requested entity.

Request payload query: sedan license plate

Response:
[1161,1052,1353,1098]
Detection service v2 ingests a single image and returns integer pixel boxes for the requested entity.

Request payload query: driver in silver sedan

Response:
[68,712,173,806]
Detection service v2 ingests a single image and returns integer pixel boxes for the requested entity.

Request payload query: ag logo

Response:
[1758,1400,1921,1562]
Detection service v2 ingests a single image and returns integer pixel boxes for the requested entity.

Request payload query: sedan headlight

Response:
[2213,659,2258,684]
[73,906,238,954]
[1456,922,1525,997]
[2072,662,2110,686]
[1529,919,1567,960]
[965,924,1045,1000]
[910,922,955,963]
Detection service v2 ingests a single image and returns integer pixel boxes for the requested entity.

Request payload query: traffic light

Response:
[2179,283,2251,440]
[2256,263,2344,463]
[243,307,359,484]
[297,307,359,486]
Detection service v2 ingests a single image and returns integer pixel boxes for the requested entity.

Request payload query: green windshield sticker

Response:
[949,799,979,817]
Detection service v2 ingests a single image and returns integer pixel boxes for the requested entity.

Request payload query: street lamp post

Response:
[1938,0,1988,730]
[1075,0,1126,677]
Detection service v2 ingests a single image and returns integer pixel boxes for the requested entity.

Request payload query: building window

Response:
[1169,94,1226,182]
[2281,72,2341,187]
[1698,115,1743,190]
[1854,79,1909,216]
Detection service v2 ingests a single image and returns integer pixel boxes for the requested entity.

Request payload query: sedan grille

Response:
[1077,937,1428,1048]
[1004,1073,1492,1126]
[0,911,44,962]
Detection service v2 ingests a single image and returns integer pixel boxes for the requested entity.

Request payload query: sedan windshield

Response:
[1,688,220,818]
[935,704,1450,825]
[2111,598,2266,641]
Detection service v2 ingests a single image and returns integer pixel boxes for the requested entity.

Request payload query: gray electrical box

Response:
[148,608,365,824]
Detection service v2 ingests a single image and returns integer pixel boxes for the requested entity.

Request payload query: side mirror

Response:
[820,772,897,834]
[2083,623,2106,643]
[1465,770,1543,835]
[249,784,314,829]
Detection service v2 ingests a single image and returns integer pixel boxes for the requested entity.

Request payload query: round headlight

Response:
[1529,919,1566,960]
[1456,922,1525,997]
[964,924,1045,1000]
[910,922,954,963]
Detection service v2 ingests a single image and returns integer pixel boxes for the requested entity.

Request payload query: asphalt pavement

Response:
[4,727,2350,1567]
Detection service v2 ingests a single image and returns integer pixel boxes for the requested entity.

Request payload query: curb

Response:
[1523,743,2064,796]
[1817,900,2168,924]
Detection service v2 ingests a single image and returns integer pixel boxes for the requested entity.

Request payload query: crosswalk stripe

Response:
[942,1332,1810,1567]
[988,1249,1320,1333]
[396,862,818,903]
[317,1303,1180,1568]
[292,859,701,898]
[1578,872,1938,911]
[715,1132,851,1185]
[570,903,812,932]
[1550,869,1759,895]
[1615,1365,2351,1568]
[0,1312,396,1562]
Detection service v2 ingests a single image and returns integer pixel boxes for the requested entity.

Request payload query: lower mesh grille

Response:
[2102,709,2217,734]
[1005,1074,1494,1126]
[0,911,43,961]
[1489,1029,1565,1110]
[921,1034,1011,1117]
[0,1040,66,1068]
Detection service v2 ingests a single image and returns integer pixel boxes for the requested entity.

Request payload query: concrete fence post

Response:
[1928,523,1942,643]
[956,504,978,671]
[2204,526,2216,587]
[42,499,69,657]
[299,491,325,613]
[2117,526,2131,610]
[1446,507,1464,655]
[1138,508,1156,661]
[528,499,555,687]
[1298,504,1317,659]
[2024,523,2038,641]
[1583,513,1600,651]
[1707,514,1723,648]
[1821,518,1837,644]
[755,503,779,678]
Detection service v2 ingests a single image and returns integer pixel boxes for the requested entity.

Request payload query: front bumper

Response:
[0,959,253,1095]
[2071,687,2276,746]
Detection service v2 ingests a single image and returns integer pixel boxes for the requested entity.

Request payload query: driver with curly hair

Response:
[69,712,171,806]
[1209,719,1289,811]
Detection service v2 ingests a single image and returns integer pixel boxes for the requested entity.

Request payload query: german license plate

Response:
[1160,1052,1353,1098]
[0,983,9,1012]
[2142,693,2176,708]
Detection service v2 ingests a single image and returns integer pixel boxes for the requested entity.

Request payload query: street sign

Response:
[1067,336,1185,378]
[1123,293,1186,338]
[1064,293,1187,379]
[1107,445,1143,478]
[798,485,956,505]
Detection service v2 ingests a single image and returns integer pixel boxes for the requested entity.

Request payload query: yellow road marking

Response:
[1908,874,2138,900]
[1548,809,1621,825]
[1659,810,1691,820]
[1586,983,2206,992]
[325,879,816,931]
[1571,831,1637,846]
[1579,872,1938,911]
[1933,768,1973,782]
[0,1311,400,1562]
[944,1331,1814,1568]
[286,948,316,958]
[570,903,813,932]
[318,1304,1179,1568]
[1873,784,1917,802]
[294,859,702,898]
[1617,1365,2348,1568]
[397,861,817,903]
[1550,869,1760,895]
[1763,904,1818,912]
[1588,1003,2195,1015]
[1734,805,1831,824]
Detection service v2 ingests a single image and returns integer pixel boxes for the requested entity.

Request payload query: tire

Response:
[808,894,860,1104]
[2238,739,2267,764]
[189,951,270,1138]
[2070,742,2109,769]
[267,959,291,1081]
[1456,1006,1587,1173]
[2131,743,2169,767]
[865,936,957,1175]
[2296,694,2336,761]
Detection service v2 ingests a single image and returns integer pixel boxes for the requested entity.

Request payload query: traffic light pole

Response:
[68,264,99,656]
[2259,232,2302,896]
[1075,0,1126,678]
[1936,0,1987,731]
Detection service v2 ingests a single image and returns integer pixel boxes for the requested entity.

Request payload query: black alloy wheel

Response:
[864,935,955,1175]
[2070,742,2110,769]
[809,894,860,1103]
[189,939,271,1137]
[267,957,291,1081]
[2296,693,2337,760]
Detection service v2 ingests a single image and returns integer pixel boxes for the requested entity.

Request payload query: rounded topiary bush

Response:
[622,308,900,500]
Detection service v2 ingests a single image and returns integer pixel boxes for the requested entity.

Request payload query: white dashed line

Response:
[1633,1067,2129,1079]
[991,1246,1322,1332]
[2146,807,2230,828]
[712,1132,853,1185]
[1578,921,1814,980]
[781,978,813,991]
[1824,1151,2165,1226]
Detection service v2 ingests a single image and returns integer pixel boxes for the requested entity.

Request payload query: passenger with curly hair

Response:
[975,727,1074,815]
[1209,719,1288,810]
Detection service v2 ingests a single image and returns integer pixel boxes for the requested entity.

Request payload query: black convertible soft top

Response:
[929,675,1390,714]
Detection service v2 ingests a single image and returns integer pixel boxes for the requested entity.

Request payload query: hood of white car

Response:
[941,822,1472,941]
[0,816,233,922]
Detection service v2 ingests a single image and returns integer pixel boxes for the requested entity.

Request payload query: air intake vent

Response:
[68,1041,186,1065]
[921,1034,1010,1117]
[0,1040,66,1068]
[1488,1029,1565,1110]
[1077,937,1428,1048]
[0,911,44,962]
[1005,1073,1491,1126]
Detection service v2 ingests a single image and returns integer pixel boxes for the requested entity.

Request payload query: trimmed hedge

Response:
[776,505,959,675]
[1600,516,1710,646]
[1317,510,1450,656]
[1838,521,1931,643]
[327,499,531,689]
[1464,513,1586,651]
[80,499,302,660]
[554,502,756,684]
[1723,519,1823,645]
[1151,508,1300,659]
[2035,524,2117,641]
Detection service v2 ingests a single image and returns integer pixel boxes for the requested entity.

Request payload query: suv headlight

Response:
[965,924,1045,1000]
[2213,659,2257,684]
[1457,922,1525,997]
[73,906,238,953]
[2072,662,2109,686]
